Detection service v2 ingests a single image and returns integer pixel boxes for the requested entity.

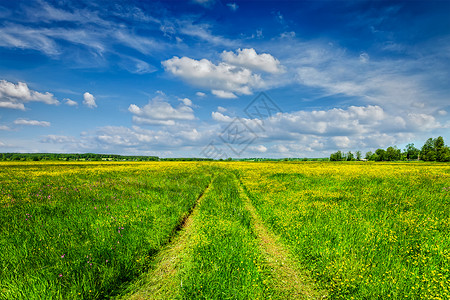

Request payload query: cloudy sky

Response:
[0,0,449,158]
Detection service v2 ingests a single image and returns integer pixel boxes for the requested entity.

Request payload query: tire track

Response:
[235,174,327,300]
[122,177,214,300]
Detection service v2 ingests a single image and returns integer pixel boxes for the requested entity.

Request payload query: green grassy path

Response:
[124,171,323,299]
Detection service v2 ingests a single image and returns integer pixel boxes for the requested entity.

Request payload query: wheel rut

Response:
[235,174,327,300]
[123,178,214,300]
[124,173,326,299]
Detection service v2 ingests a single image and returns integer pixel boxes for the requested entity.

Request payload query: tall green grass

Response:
[237,162,450,299]
[0,162,212,299]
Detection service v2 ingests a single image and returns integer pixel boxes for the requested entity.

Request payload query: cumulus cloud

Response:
[0,125,10,130]
[217,106,227,113]
[83,92,97,108]
[211,111,233,122]
[211,90,237,99]
[64,98,78,106]
[249,145,267,153]
[162,56,263,96]
[221,48,285,74]
[196,91,206,97]
[180,97,193,106]
[128,96,195,126]
[0,79,59,110]
[14,118,51,127]
[210,104,446,154]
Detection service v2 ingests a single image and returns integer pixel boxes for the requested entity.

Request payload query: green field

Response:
[1,161,449,299]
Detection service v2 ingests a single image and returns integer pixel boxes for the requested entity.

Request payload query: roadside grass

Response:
[0,162,212,299]
[235,162,450,299]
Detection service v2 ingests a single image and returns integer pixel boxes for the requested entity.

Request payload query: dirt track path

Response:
[235,175,327,300]
[124,173,326,299]
[123,179,213,300]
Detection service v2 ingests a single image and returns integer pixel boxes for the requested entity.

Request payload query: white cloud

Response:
[280,31,296,39]
[217,106,227,113]
[192,0,215,7]
[221,48,285,74]
[128,96,195,126]
[41,135,76,143]
[250,145,267,153]
[287,40,450,114]
[0,125,10,130]
[211,90,237,99]
[118,56,157,74]
[162,55,264,97]
[196,91,206,97]
[359,52,370,63]
[14,118,51,127]
[211,111,233,122]
[64,98,78,106]
[227,3,238,11]
[0,79,59,110]
[438,110,447,116]
[180,97,193,106]
[83,92,97,108]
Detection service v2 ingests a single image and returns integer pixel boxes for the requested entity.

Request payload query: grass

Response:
[234,161,450,299]
[1,161,449,299]
[0,162,212,299]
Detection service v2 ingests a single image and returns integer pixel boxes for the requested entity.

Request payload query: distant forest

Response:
[330,136,450,162]
[0,153,213,162]
[1,136,449,162]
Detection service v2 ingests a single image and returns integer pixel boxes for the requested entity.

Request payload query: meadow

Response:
[0,161,449,299]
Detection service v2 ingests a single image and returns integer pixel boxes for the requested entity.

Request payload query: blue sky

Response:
[0,0,449,158]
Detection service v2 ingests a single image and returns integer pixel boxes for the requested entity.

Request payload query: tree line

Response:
[330,136,450,162]
[0,153,220,162]
[0,153,159,161]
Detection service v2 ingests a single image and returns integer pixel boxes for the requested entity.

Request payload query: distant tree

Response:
[421,138,436,161]
[434,136,450,162]
[346,151,354,161]
[356,151,362,161]
[365,151,373,160]
[375,149,386,161]
[404,143,420,160]
[386,146,401,161]
[330,150,344,161]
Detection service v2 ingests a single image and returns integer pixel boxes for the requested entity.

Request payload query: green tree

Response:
[375,149,386,161]
[346,151,354,161]
[421,138,436,161]
[330,150,344,161]
[356,151,362,161]
[404,143,420,160]
[434,136,450,162]
[386,146,401,161]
